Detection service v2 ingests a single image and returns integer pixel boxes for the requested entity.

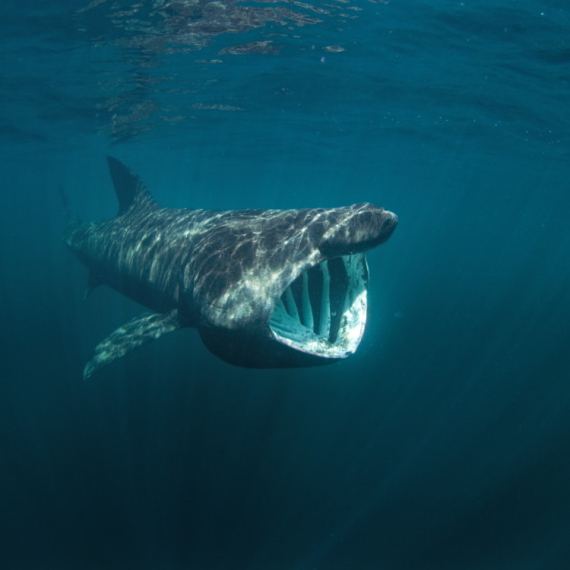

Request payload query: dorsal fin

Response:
[107,156,157,215]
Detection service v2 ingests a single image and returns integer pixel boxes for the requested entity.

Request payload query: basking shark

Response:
[64,157,398,378]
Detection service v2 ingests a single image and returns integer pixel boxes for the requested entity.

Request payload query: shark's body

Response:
[65,157,398,378]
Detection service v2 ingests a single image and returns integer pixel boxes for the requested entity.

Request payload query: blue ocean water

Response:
[1,0,569,568]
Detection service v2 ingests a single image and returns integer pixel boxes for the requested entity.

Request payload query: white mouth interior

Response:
[269,253,369,359]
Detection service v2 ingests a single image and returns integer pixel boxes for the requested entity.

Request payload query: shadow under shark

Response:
[64,157,398,378]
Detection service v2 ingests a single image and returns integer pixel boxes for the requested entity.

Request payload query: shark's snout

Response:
[319,203,398,257]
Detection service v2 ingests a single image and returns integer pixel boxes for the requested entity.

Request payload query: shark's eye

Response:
[269,253,369,358]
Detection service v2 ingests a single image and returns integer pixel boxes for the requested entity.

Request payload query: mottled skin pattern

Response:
[65,157,398,375]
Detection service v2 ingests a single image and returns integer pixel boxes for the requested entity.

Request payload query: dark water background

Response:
[1,1,570,568]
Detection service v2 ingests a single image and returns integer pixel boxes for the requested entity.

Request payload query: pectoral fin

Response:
[83,271,102,301]
[84,310,182,379]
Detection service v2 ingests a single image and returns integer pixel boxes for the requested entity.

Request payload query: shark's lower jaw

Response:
[269,253,369,359]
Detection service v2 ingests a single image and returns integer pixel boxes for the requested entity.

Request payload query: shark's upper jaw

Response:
[268,252,369,360]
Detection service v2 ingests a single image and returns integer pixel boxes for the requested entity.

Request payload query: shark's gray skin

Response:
[64,157,398,378]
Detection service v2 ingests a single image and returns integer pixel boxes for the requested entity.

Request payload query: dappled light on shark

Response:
[64,157,398,377]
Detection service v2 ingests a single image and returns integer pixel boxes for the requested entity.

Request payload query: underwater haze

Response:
[1,0,570,568]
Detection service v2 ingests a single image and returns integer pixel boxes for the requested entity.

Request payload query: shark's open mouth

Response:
[269,253,369,359]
